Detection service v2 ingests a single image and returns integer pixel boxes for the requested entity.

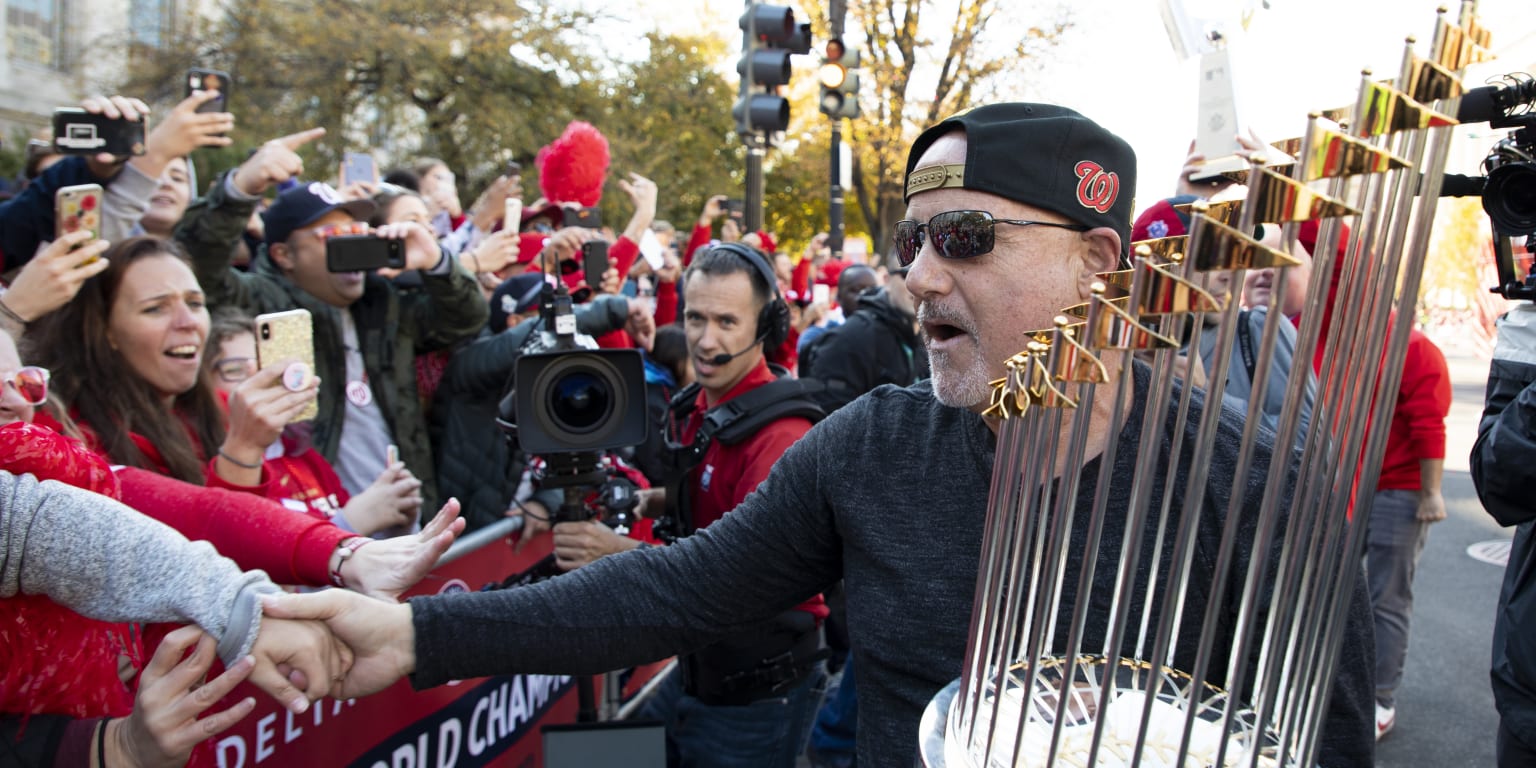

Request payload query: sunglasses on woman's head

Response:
[893,210,1089,268]
[1,366,49,405]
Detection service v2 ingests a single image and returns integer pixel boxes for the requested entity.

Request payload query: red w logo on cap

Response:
[1074,161,1119,214]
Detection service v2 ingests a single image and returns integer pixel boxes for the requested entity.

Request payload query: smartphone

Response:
[582,240,610,290]
[340,152,377,188]
[326,235,406,272]
[506,160,522,178]
[724,199,745,218]
[562,206,602,229]
[55,184,103,256]
[812,283,830,306]
[184,68,231,114]
[51,109,146,156]
[505,198,523,233]
[386,444,399,466]
[254,309,318,423]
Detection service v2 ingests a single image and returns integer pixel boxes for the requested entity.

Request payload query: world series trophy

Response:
[919,3,1494,766]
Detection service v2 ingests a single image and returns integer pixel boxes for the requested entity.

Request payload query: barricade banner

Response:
[211,523,667,768]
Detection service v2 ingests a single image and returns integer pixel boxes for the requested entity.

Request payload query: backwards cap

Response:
[904,103,1137,255]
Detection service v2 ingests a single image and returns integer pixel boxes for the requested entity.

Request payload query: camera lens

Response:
[547,370,612,434]
[260,324,271,340]
[1484,161,1536,236]
[514,348,647,454]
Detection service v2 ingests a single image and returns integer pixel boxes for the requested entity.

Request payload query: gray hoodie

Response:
[0,469,279,665]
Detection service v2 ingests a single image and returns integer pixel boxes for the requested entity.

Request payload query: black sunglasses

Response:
[893,210,1088,268]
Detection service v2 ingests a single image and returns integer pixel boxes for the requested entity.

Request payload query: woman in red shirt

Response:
[201,307,423,535]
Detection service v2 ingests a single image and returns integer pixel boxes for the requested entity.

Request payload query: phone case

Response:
[583,241,610,289]
[185,69,231,114]
[51,110,146,156]
[341,153,376,187]
[56,184,103,258]
[254,309,318,423]
[326,235,405,272]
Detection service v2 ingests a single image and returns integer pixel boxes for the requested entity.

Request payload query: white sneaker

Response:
[1375,703,1396,741]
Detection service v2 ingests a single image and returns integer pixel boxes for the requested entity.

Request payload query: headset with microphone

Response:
[698,242,790,365]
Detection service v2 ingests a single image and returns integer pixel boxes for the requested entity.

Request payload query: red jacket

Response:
[684,223,712,266]
[676,360,826,620]
[1377,330,1452,490]
[31,410,349,585]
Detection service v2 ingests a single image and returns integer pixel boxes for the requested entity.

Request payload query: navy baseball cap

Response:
[489,273,547,331]
[904,103,1137,255]
[262,182,376,246]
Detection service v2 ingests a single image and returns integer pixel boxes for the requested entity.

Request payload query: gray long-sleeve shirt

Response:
[409,363,1373,766]
[0,469,276,664]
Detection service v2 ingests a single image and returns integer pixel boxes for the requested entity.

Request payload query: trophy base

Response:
[920,656,1292,768]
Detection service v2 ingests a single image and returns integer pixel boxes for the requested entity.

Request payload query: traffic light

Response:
[817,40,860,119]
[734,3,807,134]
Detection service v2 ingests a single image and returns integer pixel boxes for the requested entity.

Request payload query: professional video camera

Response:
[495,275,650,539]
[1437,73,1536,299]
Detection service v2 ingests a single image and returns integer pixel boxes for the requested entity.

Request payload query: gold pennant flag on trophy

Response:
[1401,52,1464,104]
[1025,344,1077,409]
[982,376,1013,420]
[1129,236,1186,264]
[1175,199,1243,228]
[1051,321,1109,385]
[1435,15,1493,72]
[1088,293,1178,351]
[1136,259,1226,316]
[1299,125,1411,181]
[1189,216,1304,272]
[1354,79,1458,137]
[1247,166,1361,223]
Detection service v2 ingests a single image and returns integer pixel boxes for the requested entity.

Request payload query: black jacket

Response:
[430,296,631,530]
[800,287,928,413]
[1470,303,1536,743]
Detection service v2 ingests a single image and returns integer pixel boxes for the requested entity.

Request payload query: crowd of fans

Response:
[0,84,1459,767]
[0,87,938,767]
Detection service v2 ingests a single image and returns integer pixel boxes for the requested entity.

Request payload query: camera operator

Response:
[1471,299,1536,765]
[432,256,639,531]
[529,243,827,766]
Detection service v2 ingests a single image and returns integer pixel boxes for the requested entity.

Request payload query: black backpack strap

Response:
[654,379,825,540]
[705,379,826,445]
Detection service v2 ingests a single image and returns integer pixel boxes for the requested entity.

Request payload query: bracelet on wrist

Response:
[217,449,263,470]
[96,717,111,767]
[330,537,373,588]
[0,295,29,328]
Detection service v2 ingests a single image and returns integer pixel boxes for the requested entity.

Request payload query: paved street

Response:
[1375,348,1511,767]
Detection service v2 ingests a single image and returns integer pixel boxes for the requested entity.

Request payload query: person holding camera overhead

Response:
[178,130,488,517]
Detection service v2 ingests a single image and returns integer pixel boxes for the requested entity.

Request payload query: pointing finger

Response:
[280,127,327,150]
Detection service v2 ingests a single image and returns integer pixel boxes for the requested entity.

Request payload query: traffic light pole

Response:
[746,131,766,233]
[827,0,847,257]
[829,123,844,256]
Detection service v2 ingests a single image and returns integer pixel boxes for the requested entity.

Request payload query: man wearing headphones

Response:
[547,241,829,767]
[642,242,827,767]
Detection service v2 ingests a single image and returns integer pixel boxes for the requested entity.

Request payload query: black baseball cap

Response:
[904,103,1137,255]
[262,182,376,246]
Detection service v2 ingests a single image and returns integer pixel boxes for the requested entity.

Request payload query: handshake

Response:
[252,582,421,707]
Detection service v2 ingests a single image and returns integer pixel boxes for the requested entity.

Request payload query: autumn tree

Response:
[842,0,1070,257]
[122,0,607,188]
[592,32,742,236]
